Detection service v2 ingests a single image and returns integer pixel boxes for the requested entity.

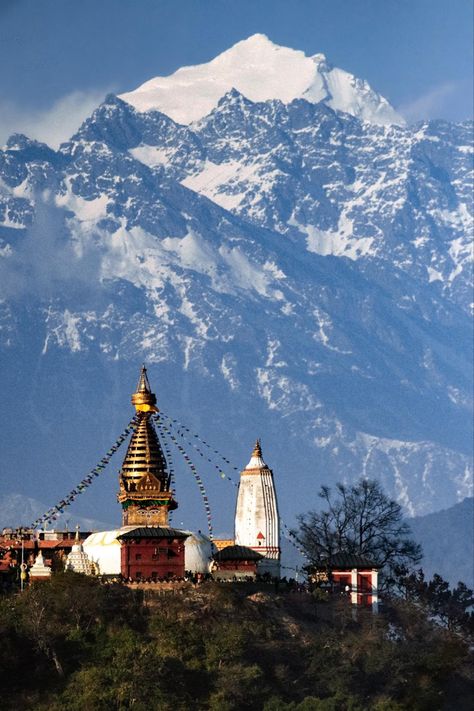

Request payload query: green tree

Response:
[395,568,474,635]
[0,577,472,710]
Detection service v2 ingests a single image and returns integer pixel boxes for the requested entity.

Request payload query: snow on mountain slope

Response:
[0,68,472,529]
[119,34,404,126]
[77,94,472,314]
[184,96,473,311]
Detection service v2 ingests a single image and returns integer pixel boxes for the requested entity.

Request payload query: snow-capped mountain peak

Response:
[119,33,405,126]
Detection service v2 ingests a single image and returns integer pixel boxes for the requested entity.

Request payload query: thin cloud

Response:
[0,88,114,149]
[399,81,462,123]
[0,192,104,301]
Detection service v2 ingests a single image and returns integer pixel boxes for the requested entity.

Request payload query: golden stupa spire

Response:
[131,364,158,412]
[118,366,177,526]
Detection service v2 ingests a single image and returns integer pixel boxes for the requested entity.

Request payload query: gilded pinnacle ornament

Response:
[251,439,262,458]
[131,365,158,412]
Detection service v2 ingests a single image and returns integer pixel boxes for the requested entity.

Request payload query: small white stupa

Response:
[65,527,92,575]
[29,550,52,580]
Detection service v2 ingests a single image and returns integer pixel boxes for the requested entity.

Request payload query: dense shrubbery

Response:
[0,573,472,710]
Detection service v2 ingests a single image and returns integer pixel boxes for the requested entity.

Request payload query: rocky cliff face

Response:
[0,39,472,531]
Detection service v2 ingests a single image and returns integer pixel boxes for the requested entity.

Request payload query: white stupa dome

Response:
[183,531,215,574]
[82,527,215,576]
[82,529,124,576]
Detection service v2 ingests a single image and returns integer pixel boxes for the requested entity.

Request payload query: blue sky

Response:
[0,0,472,145]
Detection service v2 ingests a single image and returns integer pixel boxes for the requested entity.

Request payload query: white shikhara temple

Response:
[234,440,281,577]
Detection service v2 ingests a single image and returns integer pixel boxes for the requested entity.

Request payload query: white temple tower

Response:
[234,440,280,578]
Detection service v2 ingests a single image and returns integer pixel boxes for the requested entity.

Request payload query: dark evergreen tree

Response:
[395,567,474,634]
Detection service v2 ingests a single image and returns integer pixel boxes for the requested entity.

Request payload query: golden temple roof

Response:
[119,367,172,500]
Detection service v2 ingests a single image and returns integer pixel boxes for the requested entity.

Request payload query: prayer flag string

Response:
[280,520,310,561]
[155,418,214,540]
[15,415,140,535]
[156,414,308,562]
[157,414,307,561]
[15,403,308,563]
[159,424,176,523]
[158,411,239,487]
[156,413,309,561]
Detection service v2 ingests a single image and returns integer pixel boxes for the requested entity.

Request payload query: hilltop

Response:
[1,575,473,710]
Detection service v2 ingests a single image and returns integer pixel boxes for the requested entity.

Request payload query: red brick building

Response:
[307,553,380,611]
[118,526,188,580]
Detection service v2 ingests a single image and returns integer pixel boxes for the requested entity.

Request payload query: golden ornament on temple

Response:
[251,439,262,458]
[131,364,158,412]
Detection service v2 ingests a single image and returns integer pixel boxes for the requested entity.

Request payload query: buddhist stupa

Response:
[65,528,92,575]
[118,366,177,527]
[29,551,52,580]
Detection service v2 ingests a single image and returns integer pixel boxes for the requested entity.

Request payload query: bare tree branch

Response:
[297,479,422,589]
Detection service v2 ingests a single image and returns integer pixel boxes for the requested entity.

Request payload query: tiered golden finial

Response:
[252,439,262,458]
[118,366,177,527]
[243,437,268,472]
[131,365,158,412]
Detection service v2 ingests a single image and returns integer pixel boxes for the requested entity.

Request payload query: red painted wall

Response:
[332,569,375,607]
[120,538,185,580]
[357,572,374,607]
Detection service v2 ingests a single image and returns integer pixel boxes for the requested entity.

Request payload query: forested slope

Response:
[1,574,472,710]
